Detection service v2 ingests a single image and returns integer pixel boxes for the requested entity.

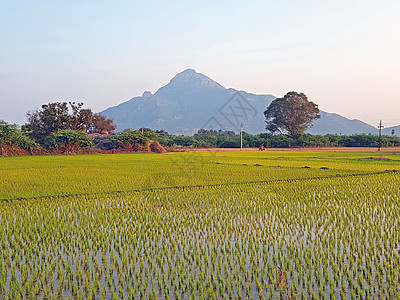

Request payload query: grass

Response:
[0,151,400,298]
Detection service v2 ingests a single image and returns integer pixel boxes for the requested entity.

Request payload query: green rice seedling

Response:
[0,152,400,298]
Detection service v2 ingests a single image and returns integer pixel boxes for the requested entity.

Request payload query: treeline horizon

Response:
[1,101,400,156]
[2,119,400,157]
[153,129,400,148]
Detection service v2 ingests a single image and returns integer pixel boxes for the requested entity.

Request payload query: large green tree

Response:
[264,92,320,139]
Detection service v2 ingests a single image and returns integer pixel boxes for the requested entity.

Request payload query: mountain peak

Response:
[142,91,152,97]
[156,69,225,94]
[173,68,201,78]
[180,68,196,74]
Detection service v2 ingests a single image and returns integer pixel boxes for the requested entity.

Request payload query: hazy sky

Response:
[1,0,400,127]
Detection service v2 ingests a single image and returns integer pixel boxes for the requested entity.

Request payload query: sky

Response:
[1,0,400,127]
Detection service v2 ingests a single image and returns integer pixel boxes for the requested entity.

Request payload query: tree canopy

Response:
[264,92,320,139]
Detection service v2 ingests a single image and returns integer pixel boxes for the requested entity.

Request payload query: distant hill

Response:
[307,112,376,135]
[383,125,400,137]
[101,69,388,135]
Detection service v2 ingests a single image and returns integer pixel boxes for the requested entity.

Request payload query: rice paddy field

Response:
[1,151,400,299]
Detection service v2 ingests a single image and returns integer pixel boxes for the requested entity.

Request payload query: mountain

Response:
[308,112,376,135]
[101,69,382,135]
[383,125,400,137]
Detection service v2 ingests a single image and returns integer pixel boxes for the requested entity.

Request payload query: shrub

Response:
[149,141,167,153]
[108,129,150,151]
[43,130,94,153]
[0,120,41,156]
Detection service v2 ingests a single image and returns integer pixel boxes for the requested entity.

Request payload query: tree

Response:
[264,92,320,139]
[90,114,116,134]
[26,102,70,140]
[77,109,94,133]
[68,102,95,133]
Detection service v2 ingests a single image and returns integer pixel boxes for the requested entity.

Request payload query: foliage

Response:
[69,102,94,132]
[25,102,71,141]
[264,92,320,139]
[4,119,400,154]
[194,128,237,137]
[154,131,400,149]
[108,129,150,151]
[25,102,116,141]
[43,129,93,153]
[149,141,167,153]
[0,120,40,155]
[91,113,117,134]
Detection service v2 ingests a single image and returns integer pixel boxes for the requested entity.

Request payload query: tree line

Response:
[155,130,400,148]
[1,93,398,156]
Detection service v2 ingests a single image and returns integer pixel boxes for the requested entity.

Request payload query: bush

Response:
[108,129,150,151]
[43,130,93,153]
[0,120,41,156]
[149,141,167,153]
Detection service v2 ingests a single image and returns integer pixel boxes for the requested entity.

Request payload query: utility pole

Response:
[240,123,243,150]
[378,120,384,152]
